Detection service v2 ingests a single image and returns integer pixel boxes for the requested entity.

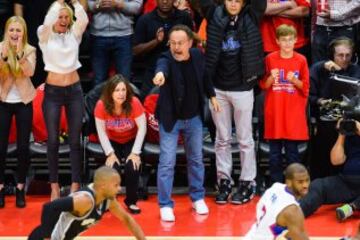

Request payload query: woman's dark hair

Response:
[101,74,134,117]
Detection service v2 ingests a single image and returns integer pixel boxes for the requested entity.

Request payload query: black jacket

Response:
[155,48,215,132]
[201,0,266,89]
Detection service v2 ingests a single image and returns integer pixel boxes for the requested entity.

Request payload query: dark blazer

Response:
[154,48,216,132]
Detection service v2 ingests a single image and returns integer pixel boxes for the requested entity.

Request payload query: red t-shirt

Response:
[94,97,145,144]
[260,0,310,52]
[260,51,309,140]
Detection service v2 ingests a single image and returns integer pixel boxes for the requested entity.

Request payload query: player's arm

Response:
[278,204,309,240]
[108,199,146,240]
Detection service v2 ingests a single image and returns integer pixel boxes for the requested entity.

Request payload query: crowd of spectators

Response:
[0,0,359,225]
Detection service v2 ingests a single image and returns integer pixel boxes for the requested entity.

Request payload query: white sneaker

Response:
[160,207,175,222]
[192,199,209,215]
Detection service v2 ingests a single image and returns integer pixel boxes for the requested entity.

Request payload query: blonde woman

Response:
[38,0,88,200]
[0,16,36,208]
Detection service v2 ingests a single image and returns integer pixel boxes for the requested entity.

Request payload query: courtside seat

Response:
[29,141,70,156]
[7,143,17,156]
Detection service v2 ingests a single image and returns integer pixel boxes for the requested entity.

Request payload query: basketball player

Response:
[244,163,310,240]
[28,166,146,240]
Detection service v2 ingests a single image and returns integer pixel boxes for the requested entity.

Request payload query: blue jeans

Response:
[269,139,300,183]
[91,35,133,86]
[157,115,205,208]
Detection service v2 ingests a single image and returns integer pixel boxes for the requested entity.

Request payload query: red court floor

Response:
[0,195,358,239]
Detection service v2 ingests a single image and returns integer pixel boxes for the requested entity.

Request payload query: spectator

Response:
[132,0,193,98]
[309,37,360,178]
[14,0,88,88]
[94,74,146,214]
[300,120,360,221]
[0,0,12,37]
[260,24,309,184]
[28,166,146,240]
[260,0,310,60]
[197,0,266,205]
[311,0,360,63]
[38,0,89,200]
[152,24,219,222]
[0,16,36,208]
[87,0,143,86]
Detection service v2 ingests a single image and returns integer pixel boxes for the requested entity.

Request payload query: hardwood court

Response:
[0,195,358,239]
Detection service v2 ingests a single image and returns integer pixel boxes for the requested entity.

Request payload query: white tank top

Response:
[244,183,299,240]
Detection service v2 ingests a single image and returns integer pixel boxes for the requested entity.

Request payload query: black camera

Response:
[319,74,360,135]
[338,95,360,136]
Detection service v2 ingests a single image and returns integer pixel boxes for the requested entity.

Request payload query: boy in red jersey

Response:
[260,24,310,184]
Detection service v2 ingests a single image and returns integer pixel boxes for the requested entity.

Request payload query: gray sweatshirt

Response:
[88,0,143,37]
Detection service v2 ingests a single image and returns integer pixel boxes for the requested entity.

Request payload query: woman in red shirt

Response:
[94,75,146,214]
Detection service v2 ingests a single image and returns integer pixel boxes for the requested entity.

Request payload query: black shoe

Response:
[0,188,5,208]
[215,179,232,204]
[16,188,26,208]
[137,187,148,200]
[126,204,141,214]
[231,181,256,205]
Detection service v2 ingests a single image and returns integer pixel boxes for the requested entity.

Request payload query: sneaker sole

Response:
[215,200,228,205]
[231,192,255,205]
[336,208,345,222]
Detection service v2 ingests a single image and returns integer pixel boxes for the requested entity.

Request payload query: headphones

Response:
[328,36,358,64]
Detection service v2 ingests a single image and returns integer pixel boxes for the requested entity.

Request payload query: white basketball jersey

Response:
[244,183,299,240]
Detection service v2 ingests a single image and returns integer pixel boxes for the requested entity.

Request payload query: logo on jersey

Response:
[222,30,241,56]
[271,193,278,203]
[272,69,300,94]
[105,118,135,133]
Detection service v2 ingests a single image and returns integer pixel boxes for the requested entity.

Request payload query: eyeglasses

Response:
[334,53,352,60]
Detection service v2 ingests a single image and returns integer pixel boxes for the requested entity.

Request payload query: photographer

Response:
[300,119,360,221]
[309,37,360,178]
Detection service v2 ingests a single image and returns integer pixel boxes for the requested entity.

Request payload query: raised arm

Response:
[108,199,146,240]
[14,0,24,16]
[37,1,64,43]
[72,0,89,40]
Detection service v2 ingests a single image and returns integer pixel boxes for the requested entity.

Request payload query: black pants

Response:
[110,140,140,206]
[300,174,360,217]
[42,82,84,183]
[0,101,32,184]
[309,120,342,179]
